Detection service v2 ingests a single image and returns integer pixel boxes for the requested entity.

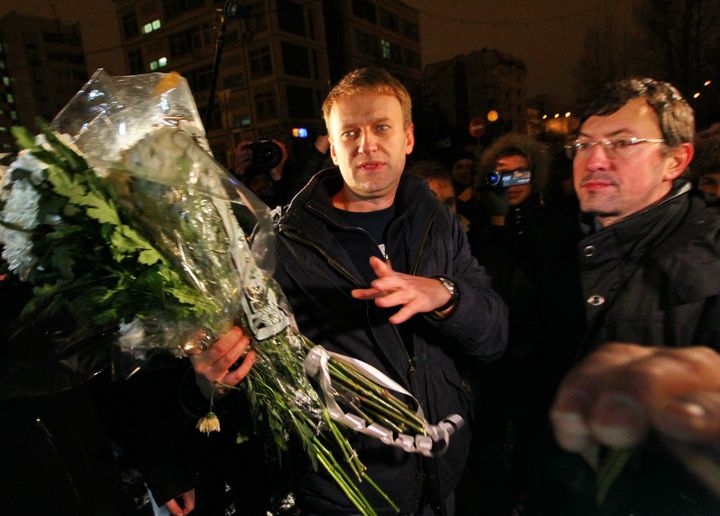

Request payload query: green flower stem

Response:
[362,472,400,513]
[298,409,364,481]
[336,388,408,435]
[298,336,423,430]
[330,363,409,420]
[327,359,427,431]
[328,361,426,434]
[333,380,411,433]
[596,447,633,506]
[312,433,376,515]
[325,412,366,481]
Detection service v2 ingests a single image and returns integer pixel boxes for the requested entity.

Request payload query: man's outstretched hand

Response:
[351,256,454,324]
[550,342,720,454]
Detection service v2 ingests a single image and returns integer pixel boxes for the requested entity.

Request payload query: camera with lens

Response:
[482,168,532,191]
[243,140,283,169]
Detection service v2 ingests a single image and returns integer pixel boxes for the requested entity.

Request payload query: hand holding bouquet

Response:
[0,70,460,515]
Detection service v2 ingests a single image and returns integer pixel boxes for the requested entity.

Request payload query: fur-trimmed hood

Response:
[479,133,550,193]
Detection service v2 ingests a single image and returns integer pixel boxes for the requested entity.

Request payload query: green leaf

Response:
[138,249,162,265]
[11,126,37,151]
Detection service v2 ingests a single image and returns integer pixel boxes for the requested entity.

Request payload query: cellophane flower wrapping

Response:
[1,69,276,390]
[0,70,393,515]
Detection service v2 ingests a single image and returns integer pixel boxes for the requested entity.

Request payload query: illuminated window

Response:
[2,76,9,87]
[143,18,162,34]
[11,110,18,120]
[149,57,168,70]
[380,39,391,59]
[6,93,13,103]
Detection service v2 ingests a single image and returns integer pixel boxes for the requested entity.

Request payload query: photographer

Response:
[232,139,289,206]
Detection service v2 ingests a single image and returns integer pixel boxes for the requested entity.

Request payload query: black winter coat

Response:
[578,183,720,354]
[274,169,508,515]
[535,183,720,516]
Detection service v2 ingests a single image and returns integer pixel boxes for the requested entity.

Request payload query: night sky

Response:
[1,0,633,107]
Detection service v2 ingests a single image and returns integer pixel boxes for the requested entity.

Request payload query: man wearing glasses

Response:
[541,78,720,514]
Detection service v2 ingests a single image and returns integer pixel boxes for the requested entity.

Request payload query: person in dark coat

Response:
[191,67,508,516]
[457,133,583,515]
[538,77,720,515]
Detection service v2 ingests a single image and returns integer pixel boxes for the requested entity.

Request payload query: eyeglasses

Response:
[564,137,666,160]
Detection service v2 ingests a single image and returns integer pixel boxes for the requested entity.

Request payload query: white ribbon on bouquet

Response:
[305,345,464,458]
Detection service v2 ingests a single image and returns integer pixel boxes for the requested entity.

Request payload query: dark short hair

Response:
[690,129,720,179]
[582,77,695,148]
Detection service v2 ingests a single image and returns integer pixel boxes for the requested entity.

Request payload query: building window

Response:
[169,23,211,59]
[353,0,376,23]
[2,76,9,87]
[286,85,316,119]
[249,45,272,77]
[402,20,419,41]
[150,56,168,70]
[128,49,144,73]
[277,0,305,37]
[122,10,139,39]
[10,110,18,120]
[282,42,310,77]
[223,73,246,89]
[232,114,251,128]
[6,93,14,104]
[185,64,213,92]
[380,39,391,60]
[356,30,378,57]
[247,1,268,33]
[254,90,276,120]
[163,0,204,20]
[379,8,399,32]
[143,19,162,34]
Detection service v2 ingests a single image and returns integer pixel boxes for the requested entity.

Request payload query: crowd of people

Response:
[1,67,720,516]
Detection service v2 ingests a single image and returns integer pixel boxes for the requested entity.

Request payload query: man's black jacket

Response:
[274,169,508,514]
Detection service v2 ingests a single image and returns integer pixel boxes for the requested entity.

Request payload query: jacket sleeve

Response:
[425,210,508,361]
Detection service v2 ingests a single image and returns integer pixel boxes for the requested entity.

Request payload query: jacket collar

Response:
[279,167,436,236]
[581,180,692,261]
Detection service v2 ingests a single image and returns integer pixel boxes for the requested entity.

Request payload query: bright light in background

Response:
[542,114,547,120]
[292,127,308,138]
[693,92,701,99]
[487,110,499,122]
[565,111,571,117]
[554,113,559,118]
[704,80,712,87]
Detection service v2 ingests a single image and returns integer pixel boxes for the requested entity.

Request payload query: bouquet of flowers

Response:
[0,70,460,515]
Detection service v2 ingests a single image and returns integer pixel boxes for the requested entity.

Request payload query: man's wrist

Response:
[433,276,460,317]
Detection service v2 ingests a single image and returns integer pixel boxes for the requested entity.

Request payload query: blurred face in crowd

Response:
[451,158,474,186]
[328,92,414,211]
[427,177,457,213]
[699,172,720,198]
[495,154,532,206]
[573,98,692,227]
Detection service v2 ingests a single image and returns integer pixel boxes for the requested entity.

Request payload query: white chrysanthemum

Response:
[2,149,47,196]
[0,179,41,279]
[118,318,146,351]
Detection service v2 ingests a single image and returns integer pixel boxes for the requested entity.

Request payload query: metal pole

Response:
[205,11,227,129]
